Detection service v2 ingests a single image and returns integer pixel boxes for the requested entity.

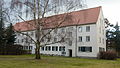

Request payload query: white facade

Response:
[15,7,106,58]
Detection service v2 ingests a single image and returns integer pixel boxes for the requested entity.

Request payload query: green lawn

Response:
[0,55,120,68]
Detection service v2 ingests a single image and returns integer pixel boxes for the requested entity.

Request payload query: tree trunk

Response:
[35,44,41,59]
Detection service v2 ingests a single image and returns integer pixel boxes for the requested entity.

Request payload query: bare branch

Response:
[40,13,68,42]
[15,31,37,44]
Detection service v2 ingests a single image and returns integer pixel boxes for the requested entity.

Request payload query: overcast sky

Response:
[5,0,120,25]
[86,0,120,25]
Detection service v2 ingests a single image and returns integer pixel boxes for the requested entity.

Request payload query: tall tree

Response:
[0,1,5,46]
[5,23,16,45]
[10,0,86,59]
[114,23,120,53]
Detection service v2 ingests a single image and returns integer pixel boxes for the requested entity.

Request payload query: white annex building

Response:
[14,6,106,58]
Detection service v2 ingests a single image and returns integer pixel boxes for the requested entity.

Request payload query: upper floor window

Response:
[102,38,104,44]
[79,36,82,42]
[54,28,58,34]
[21,39,24,43]
[69,41,72,46]
[18,39,19,43]
[86,26,90,32]
[86,36,90,42]
[31,32,34,36]
[54,37,57,42]
[17,33,20,36]
[78,27,82,32]
[68,27,73,31]
[99,37,101,43]
[61,28,65,33]
[68,32,72,37]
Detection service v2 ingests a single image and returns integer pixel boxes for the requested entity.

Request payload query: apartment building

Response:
[14,6,106,58]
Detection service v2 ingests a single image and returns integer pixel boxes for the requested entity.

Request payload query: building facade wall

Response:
[15,8,106,58]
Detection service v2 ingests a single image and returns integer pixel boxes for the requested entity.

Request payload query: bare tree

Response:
[10,0,86,59]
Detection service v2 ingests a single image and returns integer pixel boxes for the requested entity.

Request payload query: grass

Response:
[0,55,120,68]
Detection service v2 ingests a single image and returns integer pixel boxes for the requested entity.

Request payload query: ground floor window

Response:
[23,46,33,50]
[41,46,65,52]
[99,47,105,52]
[41,47,44,51]
[59,46,65,51]
[52,46,58,51]
[45,46,51,51]
[78,46,92,52]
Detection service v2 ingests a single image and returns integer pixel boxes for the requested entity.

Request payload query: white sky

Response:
[86,0,120,25]
[5,0,120,25]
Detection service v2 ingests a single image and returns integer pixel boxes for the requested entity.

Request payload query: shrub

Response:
[98,51,117,60]
[0,44,27,55]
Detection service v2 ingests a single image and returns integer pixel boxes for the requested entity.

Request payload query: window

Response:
[68,27,73,31]
[55,46,58,51]
[86,36,90,42]
[47,37,51,42]
[25,46,28,50]
[63,46,65,51]
[78,27,82,32]
[99,47,105,52]
[30,38,33,44]
[45,46,51,51]
[54,37,57,42]
[61,37,65,42]
[45,46,47,51]
[102,38,104,44]
[31,32,34,36]
[21,39,24,43]
[99,27,101,33]
[61,28,65,33]
[18,33,20,36]
[29,46,33,50]
[48,46,51,51]
[59,46,65,51]
[86,26,90,32]
[47,34,51,42]
[52,46,55,51]
[99,37,101,43]
[69,41,72,46]
[41,38,44,42]
[52,46,58,51]
[41,47,44,51]
[79,36,82,42]
[25,37,28,43]
[18,39,19,43]
[59,46,62,51]
[54,28,58,33]
[78,47,92,52]
[68,32,72,37]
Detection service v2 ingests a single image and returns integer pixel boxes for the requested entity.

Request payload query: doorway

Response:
[69,49,72,57]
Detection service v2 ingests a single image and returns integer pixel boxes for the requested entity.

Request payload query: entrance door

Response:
[69,49,72,57]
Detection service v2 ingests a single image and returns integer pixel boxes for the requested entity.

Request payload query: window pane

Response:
[79,36,82,42]
[86,26,90,32]
[78,47,92,52]
[59,46,62,51]
[86,36,90,42]
[52,46,55,51]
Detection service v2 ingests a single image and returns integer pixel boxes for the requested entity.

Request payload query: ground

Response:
[0,55,120,68]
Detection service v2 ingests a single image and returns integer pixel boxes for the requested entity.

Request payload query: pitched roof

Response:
[14,6,101,31]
